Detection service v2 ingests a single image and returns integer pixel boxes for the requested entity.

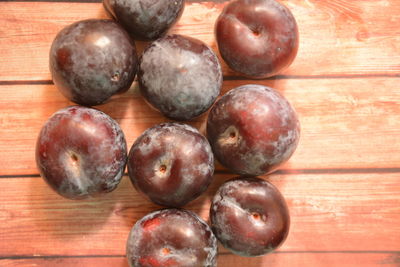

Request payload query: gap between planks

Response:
[1,73,399,86]
[1,251,399,267]
[1,173,399,254]
[1,253,400,267]
[1,250,400,260]
[1,77,400,175]
[1,1,400,80]
[1,167,400,179]
[0,0,220,2]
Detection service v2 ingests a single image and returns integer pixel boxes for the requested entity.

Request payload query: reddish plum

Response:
[126,209,217,267]
[35,106,127,199]
[215,0,299,78]
[207,84,300,175]
[210,177,290,256]
[138,34,222,121]
[128,123,214,207]
[50,19,138,106]
[103,0,185,41]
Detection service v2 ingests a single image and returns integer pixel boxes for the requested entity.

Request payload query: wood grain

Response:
[0,1,400,81]
[1,0,400,266]
[0,173,399,256]
[1,252,400,267]
[0,77,399,176]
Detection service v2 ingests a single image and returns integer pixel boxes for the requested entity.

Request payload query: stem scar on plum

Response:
[251,211,267,222]
[70,153,79,165]
[252,212,260,220]
[161,247,171,255]
[251,27,262,37]
[159,164,167,173]
[155,159,171,177]
[218,126,241,146]
[179,67,188,73]
[111,71,120,82]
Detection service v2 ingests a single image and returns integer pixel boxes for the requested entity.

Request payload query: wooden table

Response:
[0,0,399,266]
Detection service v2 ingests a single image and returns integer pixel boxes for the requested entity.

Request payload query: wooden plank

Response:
[0,1,400,81]
[0,1,398,266]
[0,257,128,267]
[0,77,399,175]
[1,252,400,267]
[0,173,399,256]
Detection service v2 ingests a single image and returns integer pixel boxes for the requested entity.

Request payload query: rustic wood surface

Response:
[0,0,399,266]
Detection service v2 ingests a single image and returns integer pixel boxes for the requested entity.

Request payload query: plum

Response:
[210,177,290,256]
[138,34,222,121]
[50,19,138,106]
[128,122,214,207]
[103,0,185,41]
[35,106,127,199]
[207,84,300,176]
[126,209,217,267]
[215,0,299,78]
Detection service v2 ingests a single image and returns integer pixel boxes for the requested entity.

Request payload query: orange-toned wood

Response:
[0,1,400,81]
[0,257,128,267]
[1,0,399,266]
[0,173,399,257]
[1,77,399,176]
[1,252,399,267]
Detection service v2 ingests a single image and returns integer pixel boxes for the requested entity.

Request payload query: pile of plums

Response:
[36,0,300,265]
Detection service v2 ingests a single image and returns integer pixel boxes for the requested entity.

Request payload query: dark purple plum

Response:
[35,106,127,199]
[207,84,300,176]
[215,0,299,78]
[210,177,290,257]
[138,34,222,121]
[126,209,217,267]
[103,0,185,41]
[128,122,214,207]
[50,19,138,106]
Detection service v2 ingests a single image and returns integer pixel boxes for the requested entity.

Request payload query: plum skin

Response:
[210,177,290,257]
[138,34,222,121]
[126,209,218,267]
[49,19,138,106]
[128,122,214,207]
[35,106,127,199]
[206,84,300,176]
[103,0,185,41]
[215,0,299,78]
